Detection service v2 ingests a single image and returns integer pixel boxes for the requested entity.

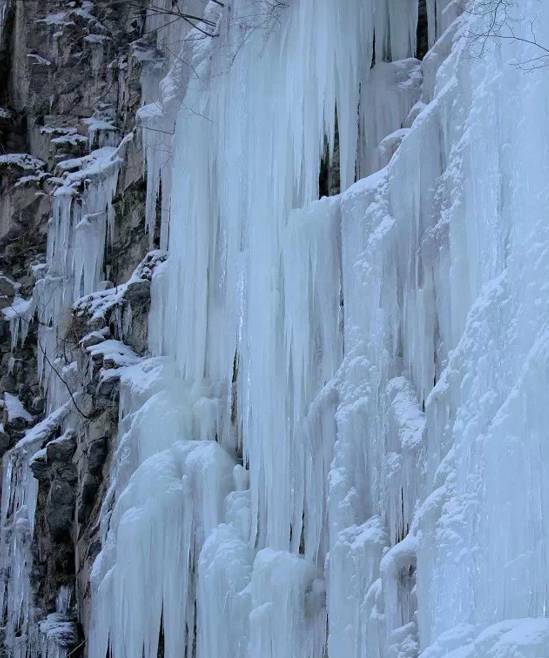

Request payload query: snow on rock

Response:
[37,586,79,658]
[33,133,130,407]
[86,339,140,369]
[38,614,79,657]
[79,327,110,349]
[82,115,119,150]
[55,146,118,178]
[27,53,52,67]
[74,250,166,325]
[3,392,33,424]
[0,153,46,172]
[50,132,88,148]
[36,11,72,28]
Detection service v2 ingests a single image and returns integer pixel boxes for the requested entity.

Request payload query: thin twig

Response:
[467,0,549,68]
[67,640,86,657]
[37,340,92,420]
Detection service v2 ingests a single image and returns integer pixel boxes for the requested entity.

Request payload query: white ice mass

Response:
[2,0,549,656]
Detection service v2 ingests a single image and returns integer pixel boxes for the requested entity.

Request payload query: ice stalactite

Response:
[138,0,211,248]
[0,406,70,658]
[90,0,427,656]
[2,296,35,351]
[160,0,425,560]
[88,359,237,658]
[87,0,549,657]
[35,140,124,410]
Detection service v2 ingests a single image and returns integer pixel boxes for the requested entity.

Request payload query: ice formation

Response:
[87,0,549,656]
[0,405,71,657]
[3,0,549,656]
[35,139,125,411]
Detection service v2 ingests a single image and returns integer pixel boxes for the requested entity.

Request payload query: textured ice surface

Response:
[88,0,549,656]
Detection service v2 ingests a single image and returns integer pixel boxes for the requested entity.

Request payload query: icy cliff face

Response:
[88,1,549,658]
[2,0,549,656]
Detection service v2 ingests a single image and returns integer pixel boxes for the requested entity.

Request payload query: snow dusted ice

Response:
[2,0,549,656]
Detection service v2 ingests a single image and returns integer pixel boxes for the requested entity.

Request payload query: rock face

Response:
[0,0,168,654]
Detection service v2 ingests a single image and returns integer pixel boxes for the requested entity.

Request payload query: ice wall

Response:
[87,0,549,657]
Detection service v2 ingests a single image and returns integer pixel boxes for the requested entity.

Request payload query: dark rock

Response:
[123,278,150,304]
[46,431,77,463]
[47,503,74,540]
[29,395,45,415]
[5,415,28,432]
[55,464,78,486]
[95,376,120,405]
[87,438,108,474]
[0,429,10,454]
[30,449,49,480]
[0,0,155,645]
[49,480,75,507]
[0,373,16,394]
[81,474,99,507]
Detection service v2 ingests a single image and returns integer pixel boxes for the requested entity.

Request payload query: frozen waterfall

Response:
[2,0,549,655]
[90,0,549,656]
[88,0,549,656]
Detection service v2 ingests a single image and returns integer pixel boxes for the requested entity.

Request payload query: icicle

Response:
[89,360,236,658]
[0,406,70,655]
[2,295,36,350]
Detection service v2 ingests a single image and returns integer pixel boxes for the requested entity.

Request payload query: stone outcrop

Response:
[0,0,167,654]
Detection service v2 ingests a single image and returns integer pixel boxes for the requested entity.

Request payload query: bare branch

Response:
[2,299,90,419]
[467,0,549,69]
[37,340,92,421]
[104,0,221,37]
